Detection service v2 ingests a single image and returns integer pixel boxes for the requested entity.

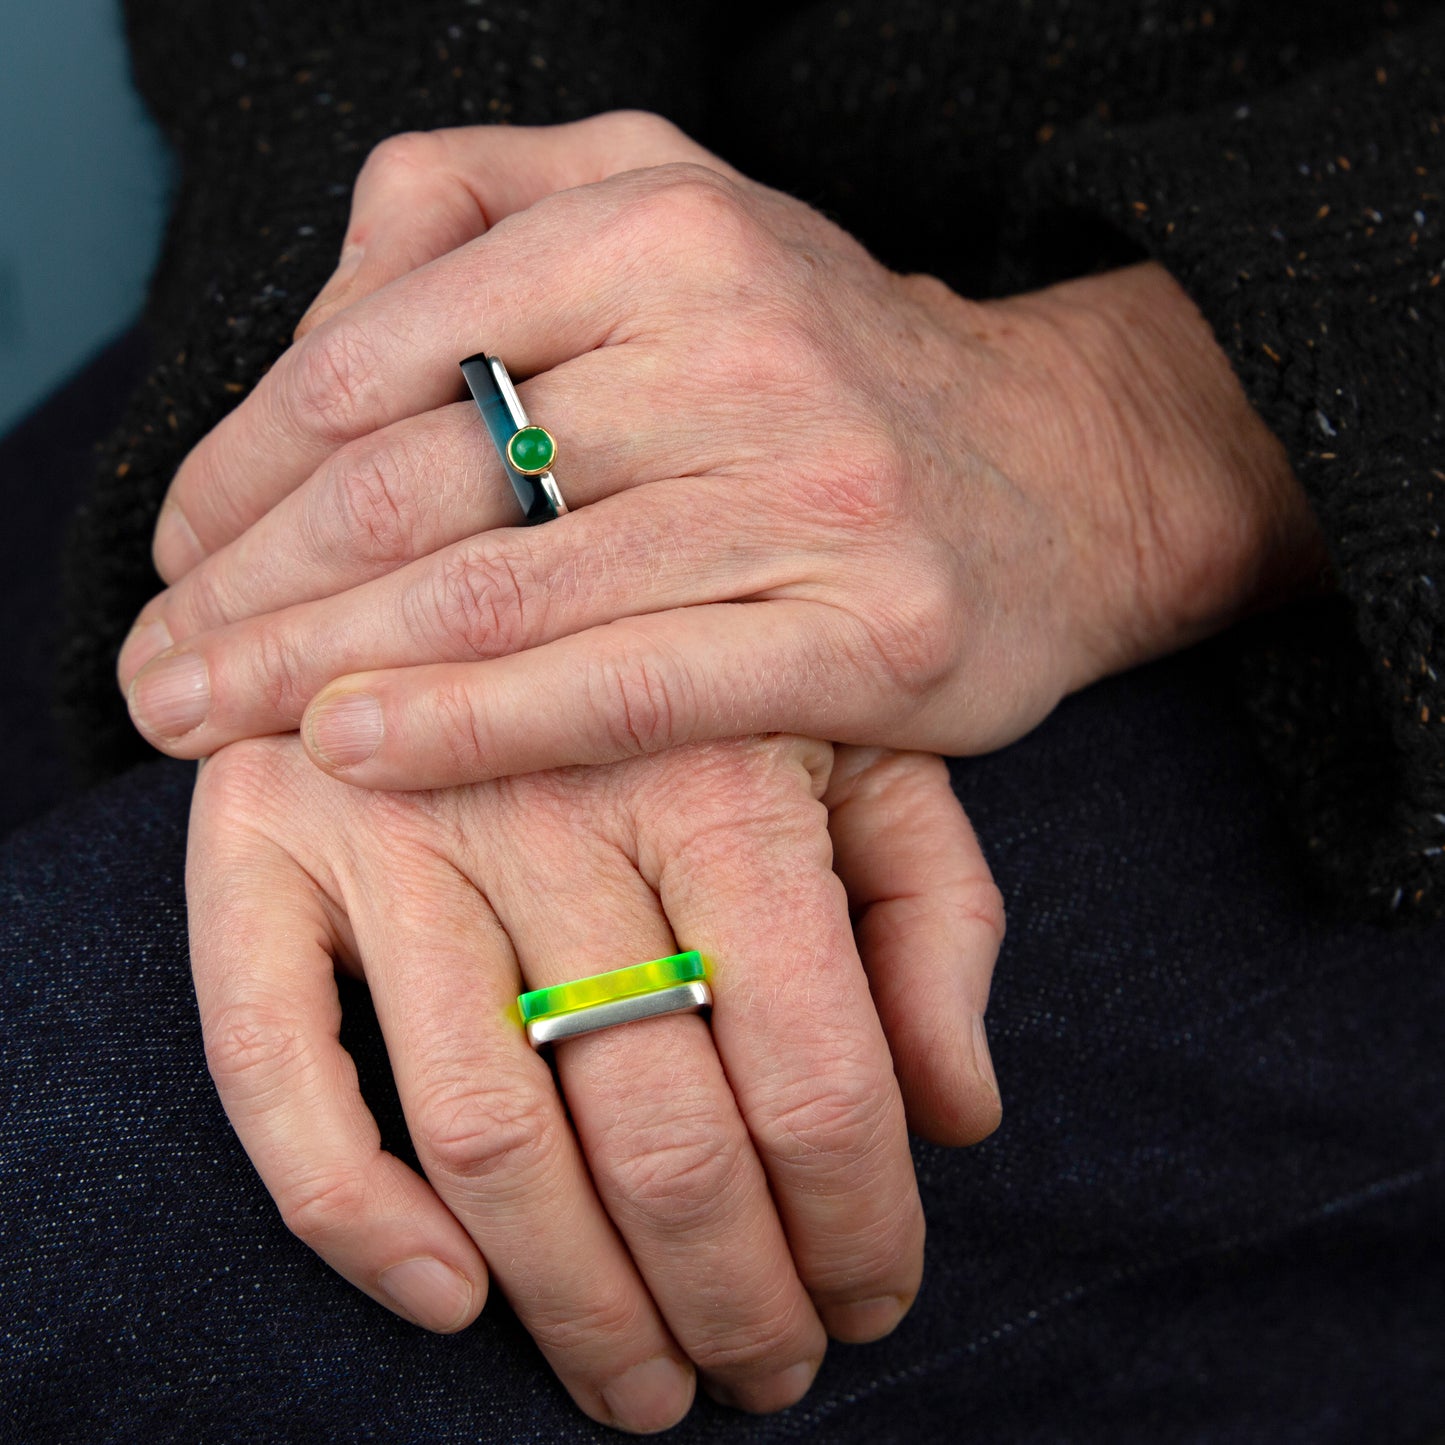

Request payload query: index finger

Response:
[157,157,742,582]
[293,112,731,342]
[186,801,490,1333]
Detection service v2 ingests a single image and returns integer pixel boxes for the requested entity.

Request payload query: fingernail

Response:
[154,501,205,579]
[335,241,366,280]
[703,1359,817,1413]
[378,1256,473,1332]
[971,1013,1000,1098]
[829,1292,908,1342]
[118,618,174,684]
[307,691,383,767]
[129,652,209,738]
[763,1360,818,1410]
[601,1356,694,1433]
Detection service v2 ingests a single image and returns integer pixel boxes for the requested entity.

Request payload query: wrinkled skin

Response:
[189,733,1003,1432]
[122,109,1324,1432]
[119,112,1322,788]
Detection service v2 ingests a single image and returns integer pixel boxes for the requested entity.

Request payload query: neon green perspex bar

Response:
[518,951,706,1024]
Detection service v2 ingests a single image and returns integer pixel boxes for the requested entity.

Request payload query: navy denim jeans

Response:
[3,632,1443,1443]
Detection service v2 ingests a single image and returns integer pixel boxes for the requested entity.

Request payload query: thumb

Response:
[294,110,734,340]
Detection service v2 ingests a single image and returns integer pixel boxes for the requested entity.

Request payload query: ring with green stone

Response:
[458,353,569,525]
[506,424,557,476]
[518,950,712,1048]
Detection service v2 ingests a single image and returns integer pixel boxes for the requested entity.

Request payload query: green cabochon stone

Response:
[507,425,556,474]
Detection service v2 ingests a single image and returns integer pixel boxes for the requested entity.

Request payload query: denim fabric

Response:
[3,629,1443,1444]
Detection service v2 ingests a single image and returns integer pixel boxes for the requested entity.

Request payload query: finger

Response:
[156,155,746,580]
[636,740,926,1347]
[122,480,806,756]
[293,112,733,342]
[825,748,1004,1146]
[295,602,887,789]
[187,774,489,1336]
[490,822,825,1414]
[348,843,692,1433]
[119,346,717,685]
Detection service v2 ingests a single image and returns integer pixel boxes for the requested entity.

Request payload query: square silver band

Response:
[525,980,713,1047]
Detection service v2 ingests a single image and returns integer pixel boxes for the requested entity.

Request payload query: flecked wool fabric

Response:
[60,0,1445,917]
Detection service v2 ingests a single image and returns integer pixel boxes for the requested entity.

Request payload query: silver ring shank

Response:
[525,981,712,1047]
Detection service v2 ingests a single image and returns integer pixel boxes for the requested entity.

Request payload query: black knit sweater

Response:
[61,0,1445,920]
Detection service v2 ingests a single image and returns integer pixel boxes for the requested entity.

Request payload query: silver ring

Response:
[525,981,713,1047]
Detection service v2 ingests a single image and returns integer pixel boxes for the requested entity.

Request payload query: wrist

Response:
[983,261,1327,683]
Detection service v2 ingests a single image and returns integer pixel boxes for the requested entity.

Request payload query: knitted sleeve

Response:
[1016,7,1445,920]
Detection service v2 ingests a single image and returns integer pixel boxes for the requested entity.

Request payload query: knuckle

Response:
[688,1311,812,1378]
[523,1288,648,1359]
[191,736,301,822]
[818,1194,925,1301]
[666,745,782,821]
[754,1066,895,1180]
[813,1212,922,1306]
[421,542,535,656]
[412,1074,560,1196]
[168,555,238,636]
[585,646,689,758]
[794,424,907,527]
[278,1168,372,1248]
[964,874,1008,952]
[286,325,387,446]
[202,999,310,1097]
[330,443,421,566]
[598,1111,748,1234]
[848,431,912,521]
[631,742,835,892]
[361,128,450,181]
[853,558,958,697]
[595,108,685,149]
[747,313,829,394]
[424,676,493,780]
[250,623,313,722]
[636,165,762,267]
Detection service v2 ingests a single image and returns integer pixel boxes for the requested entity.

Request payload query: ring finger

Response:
[631,741,927,1340]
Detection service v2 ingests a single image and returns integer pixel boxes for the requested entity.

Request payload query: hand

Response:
[189,732,1003,1430]
[120,112,1323,786]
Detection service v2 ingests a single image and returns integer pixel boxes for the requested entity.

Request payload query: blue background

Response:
[0,1,173,436]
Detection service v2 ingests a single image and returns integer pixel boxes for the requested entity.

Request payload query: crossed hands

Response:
[121,112,1318,1431]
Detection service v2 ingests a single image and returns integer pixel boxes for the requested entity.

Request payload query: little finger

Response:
[826,747,1004,1146]
[187,772,489,1334]
[637,744,926,1346]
